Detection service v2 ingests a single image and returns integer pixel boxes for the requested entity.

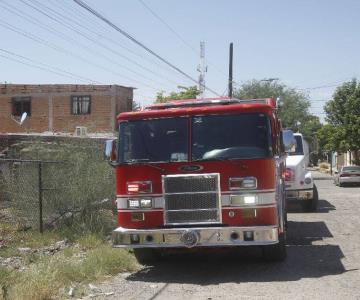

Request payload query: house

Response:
[333,150,360,170]
[0,84,134,134]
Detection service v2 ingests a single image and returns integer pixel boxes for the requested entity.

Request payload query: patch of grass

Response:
[80,245,138,280]
[0,226,63,258]
[9,245,138,300]
[78,234,103,250]
[0,267,14,300]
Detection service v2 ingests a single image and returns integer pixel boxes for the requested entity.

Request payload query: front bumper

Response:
[286,188,313,200]
[112,225,279,248]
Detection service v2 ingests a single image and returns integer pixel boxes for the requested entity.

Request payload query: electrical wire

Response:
[48,0,177,74]
[73,0,221,96]
[137,0,237,83]
[0,48,101,83]
[27,0,182,87]
[0,19,160,91]
[18,0,179,89]
[0,52,90,82]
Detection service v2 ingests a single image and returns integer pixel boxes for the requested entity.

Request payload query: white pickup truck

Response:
[285,133,318,211]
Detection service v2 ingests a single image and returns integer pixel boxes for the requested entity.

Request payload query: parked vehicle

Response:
[334,166,360,187]
[104,97,295,263]
[285,133,318,212]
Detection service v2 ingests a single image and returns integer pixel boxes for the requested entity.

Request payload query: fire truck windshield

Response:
[118,113,272,163]
[118,117,189,163]
[192,113,272,161]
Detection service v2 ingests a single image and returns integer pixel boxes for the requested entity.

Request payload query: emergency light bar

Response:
[146,97,276,110]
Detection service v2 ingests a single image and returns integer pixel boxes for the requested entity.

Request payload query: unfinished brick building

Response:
[0,84,134,134]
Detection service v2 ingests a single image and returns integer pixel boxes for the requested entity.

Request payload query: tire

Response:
[302,184,319,212]
[262,233,287,261]
[339,182,343,187]
[133,248,160,265]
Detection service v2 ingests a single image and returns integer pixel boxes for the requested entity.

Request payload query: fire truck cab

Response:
[105,97,295,263]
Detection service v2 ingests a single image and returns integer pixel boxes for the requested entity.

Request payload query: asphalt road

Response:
[95,175,360,300]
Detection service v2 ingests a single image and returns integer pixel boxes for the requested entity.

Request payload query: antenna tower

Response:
[197,41,207,98]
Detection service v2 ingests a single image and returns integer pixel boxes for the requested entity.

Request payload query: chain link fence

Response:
[0,136,116,234]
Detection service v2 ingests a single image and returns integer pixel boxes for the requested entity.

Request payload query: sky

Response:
[1,0,360,121]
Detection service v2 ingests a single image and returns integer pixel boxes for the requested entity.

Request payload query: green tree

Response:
[132,101,141,111]
[234,80,320,142]
[156,86,200,103]
[324,79,360,164]
[317,124,339,152]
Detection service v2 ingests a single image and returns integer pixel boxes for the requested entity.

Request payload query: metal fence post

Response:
[38,162,43,233]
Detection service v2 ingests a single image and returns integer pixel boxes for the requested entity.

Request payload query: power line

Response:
[48,0,177,75]
[18,0,178,89]
[0,52,91,82]
[0,48,100,83]
[137,0,198,53]
[28,0,181,86]
[73,0,221,96]
[136,0,232,82]
[0,19,160,91]
[297,78,355,91]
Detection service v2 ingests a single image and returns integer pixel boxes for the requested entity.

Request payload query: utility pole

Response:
[197,41,207,98]
[228,42,233,98]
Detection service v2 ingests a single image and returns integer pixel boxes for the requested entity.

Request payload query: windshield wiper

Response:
[193,157,232,162]
[124,159,166,173]
[126,159,150,163]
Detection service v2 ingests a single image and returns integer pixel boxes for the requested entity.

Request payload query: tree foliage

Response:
[234,80,321,142]
[156,86,200,103]
[323,79,360,164]
[132,101,141,111]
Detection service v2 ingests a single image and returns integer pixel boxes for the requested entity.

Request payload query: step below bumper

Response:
[112,225,279,249]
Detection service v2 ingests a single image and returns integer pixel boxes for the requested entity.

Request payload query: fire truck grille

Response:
[166,210,219,224]
[163,174,221,225]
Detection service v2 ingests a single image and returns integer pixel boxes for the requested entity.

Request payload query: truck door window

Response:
[288,136,304,155]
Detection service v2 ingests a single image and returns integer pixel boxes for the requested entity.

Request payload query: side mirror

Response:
[334,171,339,175]
[282,129,296,153]
[104,139,117,166]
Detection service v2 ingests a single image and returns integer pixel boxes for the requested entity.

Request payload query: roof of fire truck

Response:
[117,97,277,121]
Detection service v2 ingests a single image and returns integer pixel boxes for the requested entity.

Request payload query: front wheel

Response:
[262,233,286,261]
[133,248,160,265]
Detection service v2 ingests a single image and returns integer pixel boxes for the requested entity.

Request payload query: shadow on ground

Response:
[127,220,351,284]
[287,199,336,214]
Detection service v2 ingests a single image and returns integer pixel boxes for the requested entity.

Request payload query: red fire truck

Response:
[105,97,295,263]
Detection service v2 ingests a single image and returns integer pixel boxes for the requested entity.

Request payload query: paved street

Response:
[97,176,360,300]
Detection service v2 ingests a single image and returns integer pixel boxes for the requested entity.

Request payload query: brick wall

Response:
[0,84,133,133]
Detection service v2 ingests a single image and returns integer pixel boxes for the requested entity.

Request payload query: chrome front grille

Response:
[163,173,221,225]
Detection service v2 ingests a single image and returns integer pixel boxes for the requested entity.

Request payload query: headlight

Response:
[128,199,152,209]
[231,194,258,206]
[128,199,140,208]
[304,177,312,184]
[140,199,152,208]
